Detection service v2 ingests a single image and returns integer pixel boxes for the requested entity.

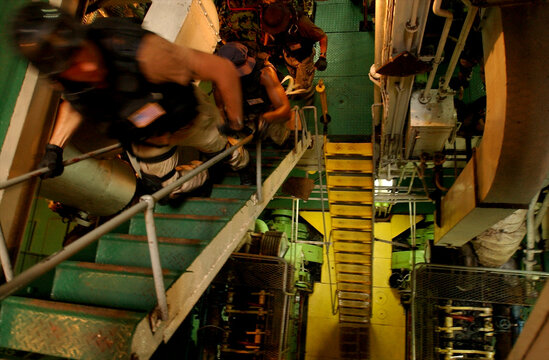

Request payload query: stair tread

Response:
[154,197,244,216]
[0,296,143,360]
[52,261,179,311]
[129,213,227,238]
[96,234,205,271]
[325,142,373,156]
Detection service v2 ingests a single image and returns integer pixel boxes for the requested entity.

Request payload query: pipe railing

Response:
[0,135,253,307]
[1,101,309,320]
[0,142,123,283]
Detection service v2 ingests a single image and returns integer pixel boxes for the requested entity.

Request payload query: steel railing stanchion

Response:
[141,195,169,322]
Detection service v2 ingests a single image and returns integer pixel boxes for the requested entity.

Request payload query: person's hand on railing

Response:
[218,122,253,139]
[38,144,64,179]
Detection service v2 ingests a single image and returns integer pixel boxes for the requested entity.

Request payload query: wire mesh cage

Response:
[412,264,549,360]
[212,254,294,360]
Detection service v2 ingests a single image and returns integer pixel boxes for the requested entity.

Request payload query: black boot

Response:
[237,163,256,186]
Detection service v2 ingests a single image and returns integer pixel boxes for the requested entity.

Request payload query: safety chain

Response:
[197,0,221,42]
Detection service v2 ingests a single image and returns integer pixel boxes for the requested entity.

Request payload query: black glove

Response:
[218,123,253,138]
[315,56,327,71]
[39,144,64,179]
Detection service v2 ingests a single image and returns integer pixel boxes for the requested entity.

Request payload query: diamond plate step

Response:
[331,217,372,230]
[329,204,372,218]
[339,314,369,324]
[339,299,370,308]
[333,241,372,253]
[338,291,370,302]
[336,273,371,284]
[340,307,370,316]
[325,159,373,173]
[96,233,205,272]
[129,213,228,238]
[51,261,179,311]
[0,297,143,360]
[326,174,373,189]
[328,189,373,203]
[325,142,373,156]
[338,282,370,293]
[154,197,245,217]
[335,252,372,264]
[332,229,372,242]
[210,184,256,199]
[336,263,371,274]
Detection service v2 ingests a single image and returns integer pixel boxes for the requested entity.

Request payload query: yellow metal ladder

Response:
[324,141,373,358]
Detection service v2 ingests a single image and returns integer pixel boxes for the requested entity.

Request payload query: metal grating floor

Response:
[312,1,374,137]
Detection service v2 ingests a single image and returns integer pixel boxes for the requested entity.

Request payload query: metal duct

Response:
[40,145,136,216]
[435,3,549,246]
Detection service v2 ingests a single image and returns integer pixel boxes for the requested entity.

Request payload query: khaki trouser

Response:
[283,49,316,90]
[131,86,249,196]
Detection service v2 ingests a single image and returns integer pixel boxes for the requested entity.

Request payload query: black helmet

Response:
[11,2,87,76]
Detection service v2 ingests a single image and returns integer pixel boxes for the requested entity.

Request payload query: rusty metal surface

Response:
[0,297,143,359]
[281,177,315,200]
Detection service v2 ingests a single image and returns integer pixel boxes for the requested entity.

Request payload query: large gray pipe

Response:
[40,145,136,216]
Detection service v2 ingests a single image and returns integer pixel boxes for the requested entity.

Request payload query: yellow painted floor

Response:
[301,212,420,360]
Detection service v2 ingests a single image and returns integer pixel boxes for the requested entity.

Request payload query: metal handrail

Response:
[0,142,122,283]
[0,135,253,305]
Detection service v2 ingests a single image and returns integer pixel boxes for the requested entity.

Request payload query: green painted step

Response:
[51,261,179,311]
[0,296,143,360]
[154,197,245,216]
[210,184,256,199]
[96,233,205,272]
[129,213,228,238]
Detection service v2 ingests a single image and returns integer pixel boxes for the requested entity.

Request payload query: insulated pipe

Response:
[0,225,14,281]
[421,0,453,102]
[373,0,386,126]
[440,5,479,93]
[525,192,540,271]
[40,145,136,216]
[405,0,421,52]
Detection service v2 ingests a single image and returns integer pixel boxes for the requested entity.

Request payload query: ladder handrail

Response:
[0,134,253,301]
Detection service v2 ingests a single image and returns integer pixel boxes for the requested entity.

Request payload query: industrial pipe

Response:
[372,0,386,126]
[421,0,453,102]
[0,226,14,281]
[440,5,479,93]
[405,0,421,52]
[525,192,540,271]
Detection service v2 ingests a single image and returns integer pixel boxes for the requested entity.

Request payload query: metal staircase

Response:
[324,141,373,359]
[0,133,311,359]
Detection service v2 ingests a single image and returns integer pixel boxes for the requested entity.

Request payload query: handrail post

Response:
[141,195,169,321]
[256,140,262,202]
[293,106,299,151]
[0,225,14,281]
